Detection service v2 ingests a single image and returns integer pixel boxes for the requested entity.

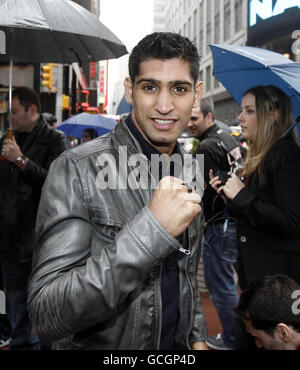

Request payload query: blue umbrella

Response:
[116,95,133,115]
[57,112,117,138]
[210,44,300,136]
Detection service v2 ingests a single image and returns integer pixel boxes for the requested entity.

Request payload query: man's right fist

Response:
[149,176,202,237]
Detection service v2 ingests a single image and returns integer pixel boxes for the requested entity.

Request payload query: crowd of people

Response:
[0,32,299,351]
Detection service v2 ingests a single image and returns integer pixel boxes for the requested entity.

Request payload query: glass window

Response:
[235,0,243,33]
[224,0,231,41]
[215,12,220,43]
[206,65,211,92]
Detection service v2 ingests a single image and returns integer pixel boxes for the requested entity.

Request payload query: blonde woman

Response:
[210,85,300,291]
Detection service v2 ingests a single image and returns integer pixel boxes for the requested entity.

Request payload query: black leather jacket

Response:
[28,119,207,350]
[0,117,70,262]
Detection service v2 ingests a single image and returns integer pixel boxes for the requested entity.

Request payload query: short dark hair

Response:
[12,87,41,113]
[42,112,57,127]
[129,32,200,84]
[236,275,300,336]
[200,100,214,120]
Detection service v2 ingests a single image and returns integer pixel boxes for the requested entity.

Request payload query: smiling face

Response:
[124,57,203,155]
[238,93,258,143]
[188,107,213,138]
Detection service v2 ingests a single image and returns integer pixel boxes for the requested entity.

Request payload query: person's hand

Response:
[1,136,22,163]
[222,173,245,200]
[149,176,201,237]
[190,341,209,350]
[209,169,228,203]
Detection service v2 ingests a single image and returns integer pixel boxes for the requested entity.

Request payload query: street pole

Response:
[55,64,63,124]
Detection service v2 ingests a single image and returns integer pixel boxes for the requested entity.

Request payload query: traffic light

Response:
[41,63,53,89]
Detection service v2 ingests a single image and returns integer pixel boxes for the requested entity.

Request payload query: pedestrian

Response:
[81,128,98,143]
[28,32,208,350]
[210,85,300,348]
[0,266,11,349]
[0,87,70,349]
[188,100,243,350]
[236,274,300,350]
[42,112,57,128]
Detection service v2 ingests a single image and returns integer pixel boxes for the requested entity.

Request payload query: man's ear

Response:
[206,111,213,122]
[28,104,38,117]
[274,323,292,343]
[124,77,134,105]
[193,81,204,108]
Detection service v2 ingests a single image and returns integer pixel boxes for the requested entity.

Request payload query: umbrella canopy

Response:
[56,112,117,138]
[117,95,133,116]
[210,44,300,135]
[0,0,127,63]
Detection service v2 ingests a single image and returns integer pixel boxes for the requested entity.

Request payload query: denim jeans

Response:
[0,261,39,350]
[202,221,239,348]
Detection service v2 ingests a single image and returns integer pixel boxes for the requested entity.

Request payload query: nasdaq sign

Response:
[249,0,300,27]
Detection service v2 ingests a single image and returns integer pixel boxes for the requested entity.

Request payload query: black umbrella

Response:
[0,0,127,64]
[0,0,128,130]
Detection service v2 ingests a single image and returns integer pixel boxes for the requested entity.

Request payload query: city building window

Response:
[199,1,204,57]
[224,0,231,41]
[235,0,243,33]
[199,29,204,58]
[199,70,204,84]
[193,8,198,44]
[206,22,211,55]
[215,12,220,44]
[214,76,220,89]
[206,65,211,92]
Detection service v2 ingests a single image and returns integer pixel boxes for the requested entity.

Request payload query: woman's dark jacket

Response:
[229,134,300,289]
[0,117,70,263]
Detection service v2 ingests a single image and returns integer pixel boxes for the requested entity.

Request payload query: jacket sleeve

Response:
[189,288,207,344]
[21,130,70,189]
[28,154,183,341]
[229,156,300,237]
[188,212,207,344]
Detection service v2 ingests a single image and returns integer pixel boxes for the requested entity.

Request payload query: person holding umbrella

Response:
[81,128,98,143]
[0,87,70,350]
[210,85,300,348]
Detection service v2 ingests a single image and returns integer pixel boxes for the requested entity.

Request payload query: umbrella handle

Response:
[0,129,14,161]
[280,116,300,139]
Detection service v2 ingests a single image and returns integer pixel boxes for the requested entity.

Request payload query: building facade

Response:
[165,0,300,124]
[153,0,167,32]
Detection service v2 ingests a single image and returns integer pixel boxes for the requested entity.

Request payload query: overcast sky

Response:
[99,0,154,112]
[100,0,154,51]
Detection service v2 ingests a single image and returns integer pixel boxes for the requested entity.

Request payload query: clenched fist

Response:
[149,176,202,237]
[1,136,22,163]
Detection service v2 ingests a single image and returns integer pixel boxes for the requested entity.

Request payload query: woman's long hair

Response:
[242,85,295,184]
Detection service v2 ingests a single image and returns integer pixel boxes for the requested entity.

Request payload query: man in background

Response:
[0,87,69,349]
[236,274,300,350]
[188,101,243,350]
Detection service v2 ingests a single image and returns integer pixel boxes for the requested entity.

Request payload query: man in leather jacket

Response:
[0,87,70,349]
[188,101,242,350]
[28,32,208,350]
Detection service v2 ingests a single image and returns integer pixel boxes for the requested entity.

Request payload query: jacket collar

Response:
[114,115,185,158]
[198,123,218,141]
[113,115,204,195]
